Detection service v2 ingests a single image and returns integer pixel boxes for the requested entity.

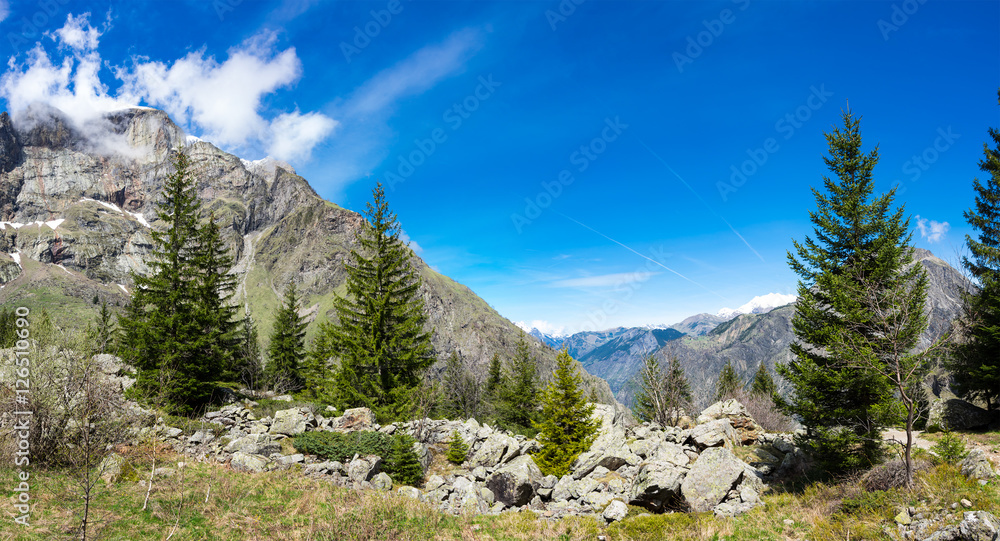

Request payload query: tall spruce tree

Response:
[236,310,265,391]
[121,153,237,414]
[319,183,434,421]
[715,360,741,401]
[533,349,600,477]
[495,334,539,431]
[267,282,307,391]
[952,90,1000,411]
[194,214,240,381]
[777,109,918,474]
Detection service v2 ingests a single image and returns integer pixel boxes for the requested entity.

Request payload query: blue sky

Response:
[1,0,997,335]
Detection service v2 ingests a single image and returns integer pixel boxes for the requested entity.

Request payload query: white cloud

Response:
[346,28,483,116]
[2,15,129,124]
[398,230,423,254]
[48,13,101,51]
[551,271,659,289]
[119,31,336,162]
[268,110,337,163]
[515,320,566,337]
[916,215,950,243]
[0,14,335,165]
[0,1,10,23]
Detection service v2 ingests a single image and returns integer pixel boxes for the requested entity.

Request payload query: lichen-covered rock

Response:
[269,407,316,436]
[231,452,268,473]
[628,461,686,510]
[372,472,393,491]
[469,433,520,468]
[347,455,383,483]
[681,447,745,513]
[485,455,542,507]
[224,433,281,456]
[687,418,738,449]
[958,510,999,541]
[98,453,137,484]
[697,400,764,445]
[330,407,375,432]
[572,429,639,479]
[603,499,628,522]
[960,449,998,480]
[398,486,420,499]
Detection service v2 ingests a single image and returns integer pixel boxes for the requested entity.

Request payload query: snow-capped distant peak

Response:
[514,321,567,338]
[718,293,797,319]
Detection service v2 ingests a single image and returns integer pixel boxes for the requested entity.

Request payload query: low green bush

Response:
[293,431,424,486]
[293,431,394,462]
[931,430,968,465]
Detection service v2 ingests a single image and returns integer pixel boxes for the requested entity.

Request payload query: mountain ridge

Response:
[0,105,616,403]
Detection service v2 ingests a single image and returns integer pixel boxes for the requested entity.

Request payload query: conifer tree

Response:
[385,434,424,487]
[318,183,434,421]
[533,349,600,477]
[633,355,692,426]
[91,301,116,356]
[715,360,740,401]
[952,90,1000,412]
[267,282,307,391]
[750,362,777,398]
[777,109,921,474]
[121,153,235,414]
[236,311,264,391]
[194,214,240,381]
[440,351,482,421]
[495,334,539,431]
[446,430,469,464]
[485,352,503,400]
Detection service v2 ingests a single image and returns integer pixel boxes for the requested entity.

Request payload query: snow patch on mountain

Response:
[717,293,797,319]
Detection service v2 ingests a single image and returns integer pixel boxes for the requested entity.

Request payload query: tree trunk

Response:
[903,395,915,488]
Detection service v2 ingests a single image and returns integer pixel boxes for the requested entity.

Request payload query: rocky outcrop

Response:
[960,449,998,481]
[681,447,750,513]
[927,399,995,432]
[893,508,1000,541]
[486,455,543,507]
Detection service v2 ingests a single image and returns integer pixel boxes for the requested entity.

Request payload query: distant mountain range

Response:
[521,251,967,410]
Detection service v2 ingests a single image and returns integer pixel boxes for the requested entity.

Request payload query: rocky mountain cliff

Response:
[0,106,614,402]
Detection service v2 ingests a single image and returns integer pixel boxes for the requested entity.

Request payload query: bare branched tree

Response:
[835,273,945,487]
[630,355,692,426]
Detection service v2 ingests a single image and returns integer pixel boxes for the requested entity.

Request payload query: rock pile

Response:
[141,398,817,521]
